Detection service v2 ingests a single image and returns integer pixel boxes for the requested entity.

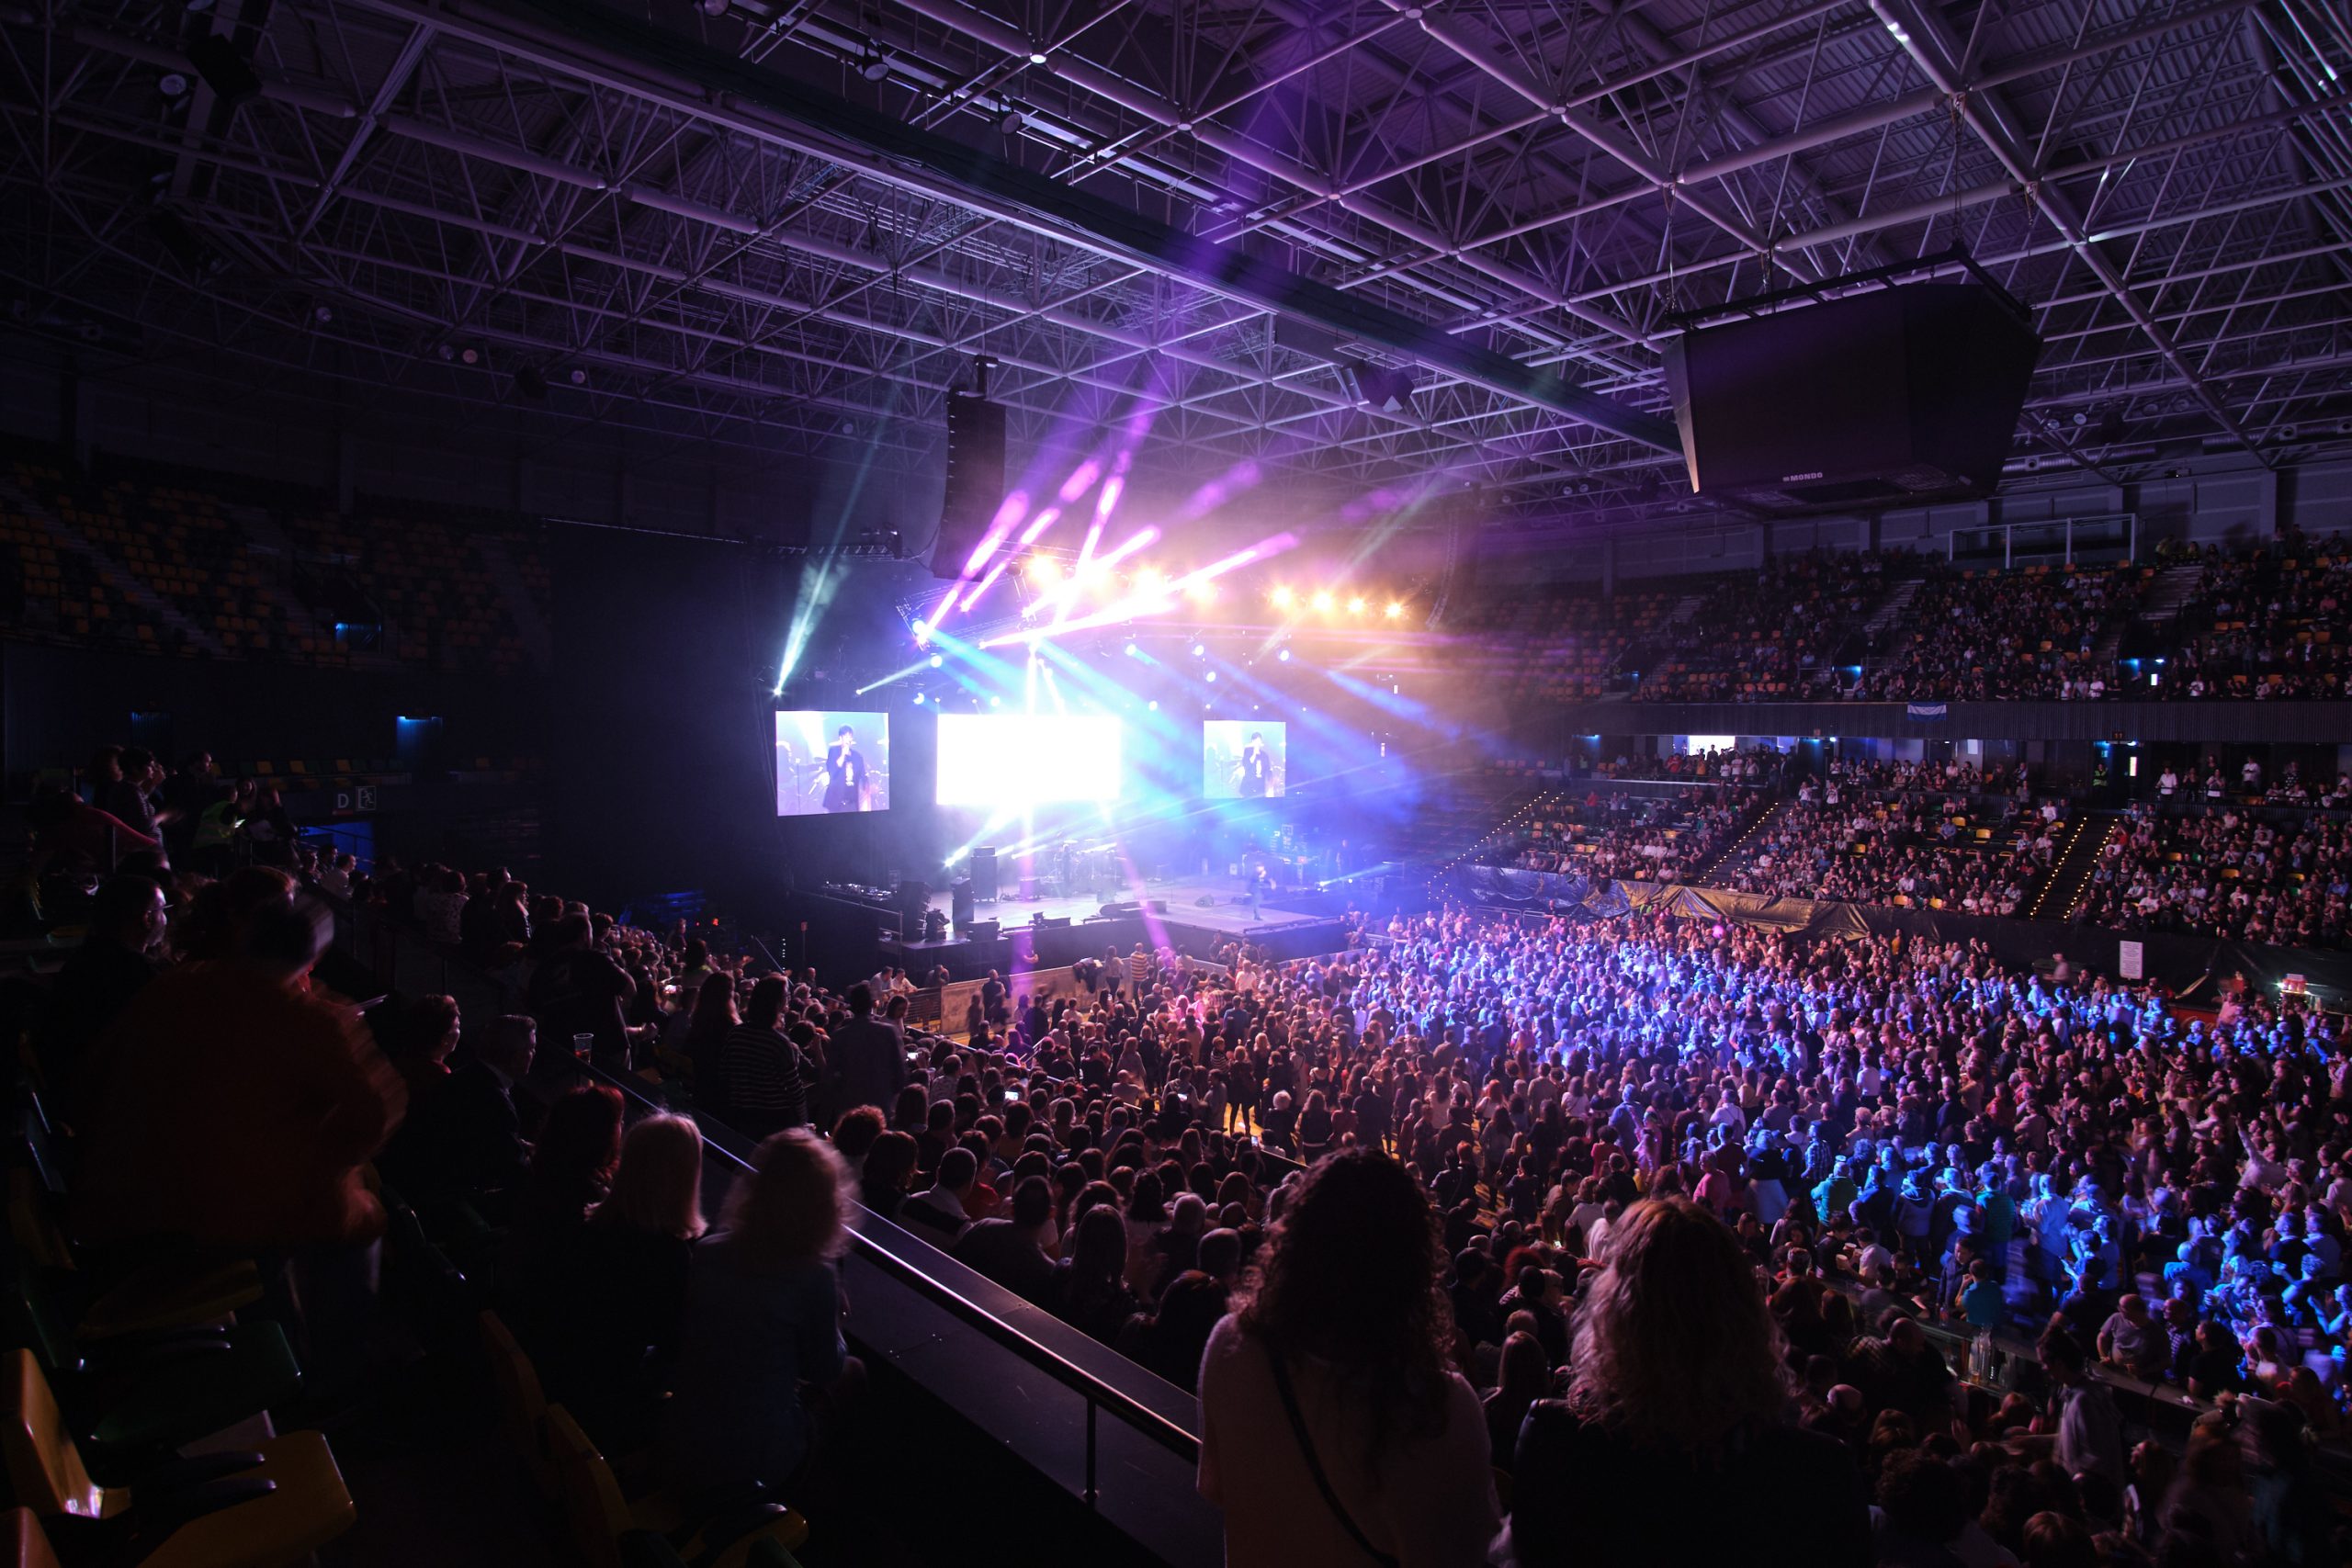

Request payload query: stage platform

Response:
[920,877,1322,936]
[859,875,1351,978]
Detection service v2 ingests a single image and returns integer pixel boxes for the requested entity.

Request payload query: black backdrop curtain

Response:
[547,528,782,911]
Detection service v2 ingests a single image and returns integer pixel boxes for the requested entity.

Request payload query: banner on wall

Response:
[1905,703,1949,718]
[2118,940,2144,980]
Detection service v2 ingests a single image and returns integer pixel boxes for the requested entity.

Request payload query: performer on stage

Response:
[1237,731,1272,798]
[1247,863,1269,919]
[822,724,869,812]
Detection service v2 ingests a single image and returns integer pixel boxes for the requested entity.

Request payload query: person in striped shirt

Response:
[716,975,807,1137]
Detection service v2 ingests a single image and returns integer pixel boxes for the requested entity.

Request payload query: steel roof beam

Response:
[1871,0,2275,462]
[332,0,1679,453]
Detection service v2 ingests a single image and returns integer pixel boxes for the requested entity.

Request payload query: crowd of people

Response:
[1636,549,1897,703]
[851,904,2352,1564]
[2078,805,2352,949]
[2124,538,2352,702]
[1853,562,2144,704]
[1506,786,1760,885]
[1722,788,2067,918]
[22,706,2352,1566]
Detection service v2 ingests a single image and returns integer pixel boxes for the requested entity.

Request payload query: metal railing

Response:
[332,896,1206,1525]
[579,1062,1201,1514]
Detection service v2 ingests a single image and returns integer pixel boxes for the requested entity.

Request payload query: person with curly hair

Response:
[1503,1197,1870,1567]
[1197,1149,1498,1567]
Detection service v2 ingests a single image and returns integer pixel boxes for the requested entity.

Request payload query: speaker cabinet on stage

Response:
[1018,875,1040,901]
[968,847,998,904]
[968,919,1000,942]
[950,880,975,927]
[894,879,929,944]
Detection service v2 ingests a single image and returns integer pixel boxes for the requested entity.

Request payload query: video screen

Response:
[775,711,890,816]
[936,714,1121,807]
[1204,720,1286,799]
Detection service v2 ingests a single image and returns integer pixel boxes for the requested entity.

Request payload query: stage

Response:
[843,874,1355,978]
[921,875,1325,936]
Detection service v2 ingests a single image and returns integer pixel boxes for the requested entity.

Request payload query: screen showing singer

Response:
[775,711,890,816]
[1203,720,1285,799]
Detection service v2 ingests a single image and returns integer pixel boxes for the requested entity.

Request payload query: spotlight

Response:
[1192,643,1205,658]
[1027,48,1049,64]
[1205,671,1217,682]
[929,654,944,668]
[1278,648,1291,662]
[311,303,334,324]
[157,71,191,101]
[1311,590,1335,613]
[1271,585,1294,608]
[458,344,481,366]
[1148,700,1159,711]
[1348,595,1366,615]
[911,619,931,639]
[569,367,589,386]
[1024,556,1057,587]
[1385,601,1405,619]
[989,695,1001,707]
[1124,641,1138,656]
[912,693,924,704]
[859,45,893,81]
[1134,567,1165,598]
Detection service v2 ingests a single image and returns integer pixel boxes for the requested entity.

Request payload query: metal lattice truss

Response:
[3,0,2348,514]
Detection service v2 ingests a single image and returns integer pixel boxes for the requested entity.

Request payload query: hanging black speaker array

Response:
[1664,276,2041,513]
[930,392,1007,579]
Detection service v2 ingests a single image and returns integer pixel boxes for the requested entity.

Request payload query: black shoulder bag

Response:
[1262,1343,1400,1568]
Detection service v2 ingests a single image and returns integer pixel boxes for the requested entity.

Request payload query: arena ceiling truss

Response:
[3,0,2348,522]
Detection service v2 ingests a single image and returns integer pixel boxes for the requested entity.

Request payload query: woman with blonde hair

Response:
[662,1130,856,1495]
[536,1113,707,1451]
[1504,1197,1869,1567]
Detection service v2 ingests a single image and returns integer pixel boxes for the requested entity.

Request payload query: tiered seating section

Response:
[2123,541,2352,700]
[1720,765,2073,917]
[1854,559,2145,701]
[1634,551,1893,702]
[1463,533,2352,704]
[1503,787,1759,885]
[1455,583,1683,703]
[2080,802,2352,948]
[1,453,547,674]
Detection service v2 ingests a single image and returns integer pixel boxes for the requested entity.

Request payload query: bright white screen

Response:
[935,714,1122,807]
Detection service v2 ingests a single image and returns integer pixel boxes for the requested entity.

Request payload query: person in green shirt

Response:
[189,778,254,875]
[1973,1178,2017,1269]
